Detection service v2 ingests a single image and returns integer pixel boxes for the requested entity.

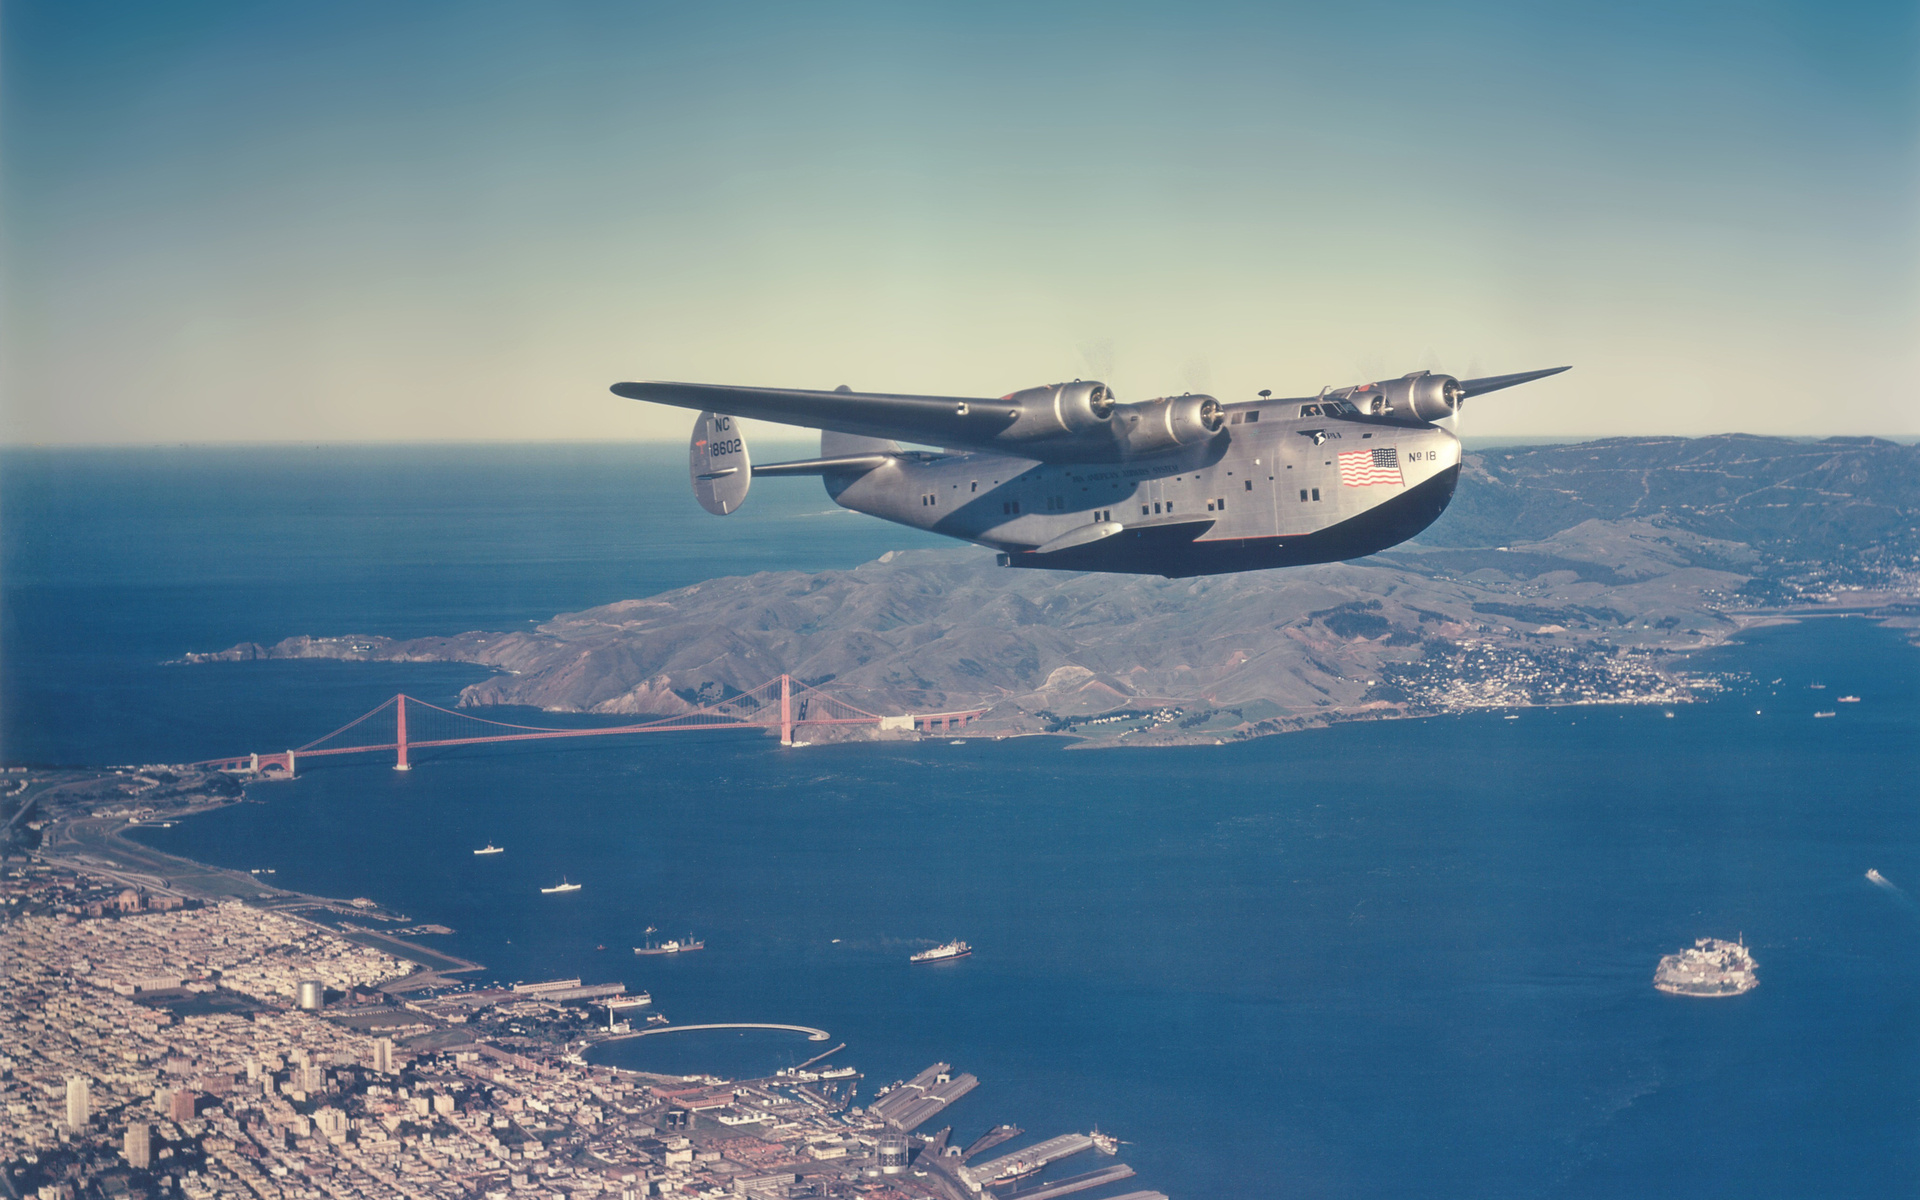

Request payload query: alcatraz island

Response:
[1654,938,1759,997]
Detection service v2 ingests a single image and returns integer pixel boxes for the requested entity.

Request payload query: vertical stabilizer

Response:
[690,412,751,514]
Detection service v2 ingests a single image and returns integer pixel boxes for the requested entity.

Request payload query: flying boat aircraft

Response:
[611,365,1568,577]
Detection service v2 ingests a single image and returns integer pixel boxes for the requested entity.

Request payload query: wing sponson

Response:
[613,381,1006,447]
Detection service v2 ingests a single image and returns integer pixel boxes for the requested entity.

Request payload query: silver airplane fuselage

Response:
[824,400,1461,577]
[615,366,1564,578]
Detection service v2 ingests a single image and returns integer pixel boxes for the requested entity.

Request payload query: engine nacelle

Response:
[996,380,1117,441]
[1111,394,1225,456]
[1362,371,1464,423]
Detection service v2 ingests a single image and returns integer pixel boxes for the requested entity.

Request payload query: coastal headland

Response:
[177,436,1919,747]
[9,766,486,987]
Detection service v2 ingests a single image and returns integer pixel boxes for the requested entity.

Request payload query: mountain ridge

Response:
[180,435,1919,744]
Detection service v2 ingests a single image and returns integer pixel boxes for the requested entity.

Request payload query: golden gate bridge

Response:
[193,675,988,777]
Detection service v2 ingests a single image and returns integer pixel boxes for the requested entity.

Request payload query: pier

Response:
[969,1133,1096,1185]
[999,1164,1137,1199]
[603,1021,832,1042]
[869,1061,980,1131]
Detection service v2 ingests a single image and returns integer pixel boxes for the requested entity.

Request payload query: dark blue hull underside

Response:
[998,465,1461,578]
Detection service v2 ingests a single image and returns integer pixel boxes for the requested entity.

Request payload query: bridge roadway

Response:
[602,1022,832,1042]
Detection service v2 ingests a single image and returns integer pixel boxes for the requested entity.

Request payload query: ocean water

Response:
[4,446,1918,1198]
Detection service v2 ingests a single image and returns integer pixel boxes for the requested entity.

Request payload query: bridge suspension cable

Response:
[192,675,989,775]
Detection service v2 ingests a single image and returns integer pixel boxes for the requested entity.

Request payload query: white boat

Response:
[1838,695,1862,703]
[1815,711,1837,718]
[474,843,504,855]
[541,878,581,894]
[910,939,971,964]
[634,937,704,955]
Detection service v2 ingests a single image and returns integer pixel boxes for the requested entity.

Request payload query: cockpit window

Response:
[1299,404,1321,417]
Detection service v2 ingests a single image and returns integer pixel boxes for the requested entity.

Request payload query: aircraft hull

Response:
[996,464,1460,577]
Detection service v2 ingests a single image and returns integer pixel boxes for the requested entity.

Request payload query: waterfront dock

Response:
[601,1021,832,1043]
[1001,1163,1137,1199]
[963,1123,1024,1159]
[870,1061,981,1131]
[969,1132,1096,1184]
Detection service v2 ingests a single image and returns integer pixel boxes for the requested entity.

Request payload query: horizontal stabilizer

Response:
[753,455,895,477]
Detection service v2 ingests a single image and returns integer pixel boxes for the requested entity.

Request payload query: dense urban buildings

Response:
[1,861,1161,1200]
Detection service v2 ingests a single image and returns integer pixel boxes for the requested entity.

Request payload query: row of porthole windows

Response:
[991,479,1312,517]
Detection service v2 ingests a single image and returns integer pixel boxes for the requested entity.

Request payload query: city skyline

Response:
[3,0,1917,445]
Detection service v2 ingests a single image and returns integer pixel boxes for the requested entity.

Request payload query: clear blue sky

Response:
[4,0,1916,443]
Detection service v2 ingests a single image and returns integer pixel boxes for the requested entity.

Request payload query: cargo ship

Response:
[634,936,704,955]
[910,940,972,964]
[540,878,581,894]
[474,843,504,855]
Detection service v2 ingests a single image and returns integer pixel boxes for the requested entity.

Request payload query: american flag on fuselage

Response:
[1337,446,1404,487]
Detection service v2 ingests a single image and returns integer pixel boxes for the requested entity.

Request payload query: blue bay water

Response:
[4,447,1918,1197]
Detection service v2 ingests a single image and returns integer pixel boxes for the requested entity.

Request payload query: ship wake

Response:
[1866,869,1920,917]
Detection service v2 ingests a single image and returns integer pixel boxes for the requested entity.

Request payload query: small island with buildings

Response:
[1654,937,1759,997]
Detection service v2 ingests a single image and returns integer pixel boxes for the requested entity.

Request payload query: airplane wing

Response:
[1454,365,1571,398]
[612,381,1012,449]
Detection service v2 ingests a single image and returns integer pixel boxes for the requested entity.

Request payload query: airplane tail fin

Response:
[689,412,750,515]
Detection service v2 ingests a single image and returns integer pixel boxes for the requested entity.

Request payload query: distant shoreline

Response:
[39,795,487,988]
